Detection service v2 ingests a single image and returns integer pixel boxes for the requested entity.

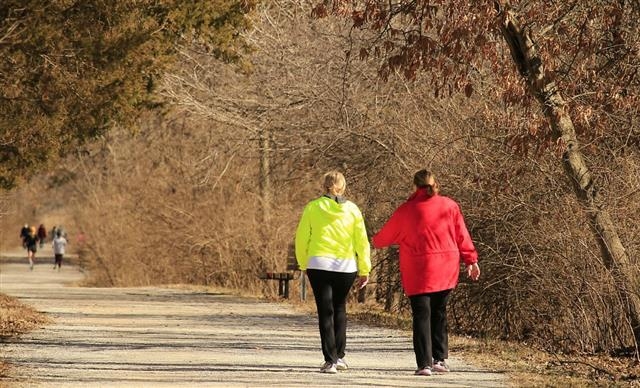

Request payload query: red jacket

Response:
[372,189,478,296]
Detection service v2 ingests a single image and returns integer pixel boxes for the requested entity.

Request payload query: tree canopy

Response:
[313,1,640,150]
[0,0,256,189]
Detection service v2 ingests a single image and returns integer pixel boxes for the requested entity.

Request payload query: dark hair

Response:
[413,169,439,196]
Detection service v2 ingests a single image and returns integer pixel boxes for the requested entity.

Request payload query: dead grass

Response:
[0,293,50,379]
[451,336,640,387]
[0,293,49,338]
[344,300,640,387]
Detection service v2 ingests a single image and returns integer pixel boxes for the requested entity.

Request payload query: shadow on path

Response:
[0,260,506,387]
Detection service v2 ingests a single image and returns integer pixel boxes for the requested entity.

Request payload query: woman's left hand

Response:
[357,275,369,289]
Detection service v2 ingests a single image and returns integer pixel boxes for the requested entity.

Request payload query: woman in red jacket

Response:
[372,169,480,376]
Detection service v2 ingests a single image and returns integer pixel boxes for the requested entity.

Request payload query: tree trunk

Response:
[498,7,640,351]
[259,127,271,224]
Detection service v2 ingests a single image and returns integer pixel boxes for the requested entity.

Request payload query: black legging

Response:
[409,289,452,369]
[306,269,357,363]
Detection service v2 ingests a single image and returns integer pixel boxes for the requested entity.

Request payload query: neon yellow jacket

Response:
[295,196,371,276]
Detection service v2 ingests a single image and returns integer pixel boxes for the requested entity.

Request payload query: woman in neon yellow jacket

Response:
[295,171,371,374]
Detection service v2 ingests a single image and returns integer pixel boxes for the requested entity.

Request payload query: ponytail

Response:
[413,169,439,196]
[322,171,346,196]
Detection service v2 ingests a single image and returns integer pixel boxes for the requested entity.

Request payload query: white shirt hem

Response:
[306,256,357,273]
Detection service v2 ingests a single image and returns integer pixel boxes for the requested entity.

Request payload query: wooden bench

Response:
[260,247,300,299]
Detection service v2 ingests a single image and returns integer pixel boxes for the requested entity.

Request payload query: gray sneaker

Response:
[320,361,337,374]
[336,358,348,371]
[433,360,450,373]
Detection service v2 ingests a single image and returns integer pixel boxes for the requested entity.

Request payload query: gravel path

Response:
[0,248,506,387]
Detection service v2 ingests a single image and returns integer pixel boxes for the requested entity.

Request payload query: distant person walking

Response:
[37,223,47,248]
[52,230,68,271]
[372,169,480,377]
[57,225,67,239]
[20,224,30,249]
[295,171,371,374]
[23,226,39,271]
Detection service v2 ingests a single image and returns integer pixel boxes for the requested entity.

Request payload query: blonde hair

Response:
[413,169,439,196]
[322,171,346,196]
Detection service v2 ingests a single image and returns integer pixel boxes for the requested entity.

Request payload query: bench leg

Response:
[301,275,307,301]
[284,279,290,299]
[278,279,285,297]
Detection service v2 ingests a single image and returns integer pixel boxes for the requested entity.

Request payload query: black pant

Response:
[409,289,452,369]
[306,269,357,363]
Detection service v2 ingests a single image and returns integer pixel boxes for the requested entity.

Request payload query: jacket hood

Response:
[316,195,349,220]
[408,187,436,201]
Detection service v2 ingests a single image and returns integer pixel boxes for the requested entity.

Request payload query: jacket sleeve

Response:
[454,204,478,265]
[372,206,404,249]
[295,204,312,270]
[353,207,371,276]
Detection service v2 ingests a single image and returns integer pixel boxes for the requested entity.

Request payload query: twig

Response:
[553,359,616,379]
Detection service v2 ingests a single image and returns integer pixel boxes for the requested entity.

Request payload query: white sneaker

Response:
[414,367,432,376]
[336,358,348,371]
[433,360,450,373]
[320,361,337,374]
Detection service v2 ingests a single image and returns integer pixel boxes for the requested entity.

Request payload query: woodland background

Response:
[1,0,640,360]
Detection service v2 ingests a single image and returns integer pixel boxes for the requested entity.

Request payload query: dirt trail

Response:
[0,248,506,387]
